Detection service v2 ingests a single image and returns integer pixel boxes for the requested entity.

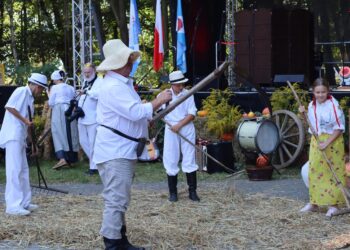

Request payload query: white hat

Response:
[97,39,141,72]
[28,73,48,89]
[51,70,65,81]
[169,70,188,84]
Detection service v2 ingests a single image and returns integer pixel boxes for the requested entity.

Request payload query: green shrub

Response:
[270,83,309,113]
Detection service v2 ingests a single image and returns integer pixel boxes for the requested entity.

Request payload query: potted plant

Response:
[198,89,241,173]
[201,88,242,141]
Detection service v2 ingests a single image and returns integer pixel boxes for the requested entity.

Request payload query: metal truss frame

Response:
[72,0,92,88]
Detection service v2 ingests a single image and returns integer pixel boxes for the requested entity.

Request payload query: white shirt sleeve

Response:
[108,84,153,122]
[5,88,27,111]
[332,99,345,131]
[48,85,57,107]
[187,95,197,117]
[86,78,102,100]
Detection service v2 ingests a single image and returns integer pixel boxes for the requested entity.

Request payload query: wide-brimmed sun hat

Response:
[28,73,48,89]
[169,70,188,84]
[96,39,141,72]
[51,70,65,81]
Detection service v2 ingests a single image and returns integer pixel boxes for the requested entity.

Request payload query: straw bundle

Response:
[1,186,350,249]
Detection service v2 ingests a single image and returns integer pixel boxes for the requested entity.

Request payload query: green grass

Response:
[0,158,301,185]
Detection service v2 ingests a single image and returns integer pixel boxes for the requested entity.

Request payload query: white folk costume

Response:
[0,73,47,215]
[307,96,346,207]
[163,88,198,175]
[78,75,102,171]
[48,82,79,163]
[93,39,150,249]
[162,70,200,202]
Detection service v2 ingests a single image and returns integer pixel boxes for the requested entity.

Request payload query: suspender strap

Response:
[100,124,140,142]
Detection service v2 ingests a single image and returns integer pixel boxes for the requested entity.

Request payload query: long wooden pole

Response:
[286,81,350,208]
[151,61,231,123]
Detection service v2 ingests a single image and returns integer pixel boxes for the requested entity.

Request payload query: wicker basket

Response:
[246,166,273,181]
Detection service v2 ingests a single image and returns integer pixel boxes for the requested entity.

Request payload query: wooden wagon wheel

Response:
[271,110,305,169]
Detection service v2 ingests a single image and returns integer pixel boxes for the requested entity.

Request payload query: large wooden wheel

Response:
[271,110,305,169]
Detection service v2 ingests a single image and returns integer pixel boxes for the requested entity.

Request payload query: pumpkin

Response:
[197,110,208,117]
[247,111,255,118]
[256,155,269,168]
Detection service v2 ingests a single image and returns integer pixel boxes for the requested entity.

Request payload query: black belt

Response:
[100,124,141,142]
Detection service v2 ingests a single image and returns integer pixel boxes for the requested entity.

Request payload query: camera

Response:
[65,99,85,122]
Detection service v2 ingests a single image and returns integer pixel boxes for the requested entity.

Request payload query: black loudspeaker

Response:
[235,9,314,87]
[0,86,17,124]
[206,142,235,174]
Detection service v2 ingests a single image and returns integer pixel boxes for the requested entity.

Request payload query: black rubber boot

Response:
[120,225,145,250]
[186,171,200,202]
[167,175,178,202]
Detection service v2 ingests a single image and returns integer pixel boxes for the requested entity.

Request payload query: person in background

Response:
[48,70,79,169]
[93,39,172,250]
[299,78,346,217]
[161,70,200,202]
[77,63,102,175]
[0,73,47,216]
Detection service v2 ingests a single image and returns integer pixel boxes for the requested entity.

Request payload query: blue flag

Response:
[129,0,141,76]
[176,0,187,73]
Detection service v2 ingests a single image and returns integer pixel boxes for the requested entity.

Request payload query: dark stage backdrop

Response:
[0,86,17,124]
[182,0,226,90]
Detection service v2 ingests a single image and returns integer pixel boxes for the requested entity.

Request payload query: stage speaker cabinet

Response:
[206,141,235,174]
[0,86,17,124]
[235,9,314,87]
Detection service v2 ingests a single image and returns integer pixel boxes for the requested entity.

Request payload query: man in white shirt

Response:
[93,39,172,250]
[77,63,102,175]
[162,71,200,202]
[0,73,48,216]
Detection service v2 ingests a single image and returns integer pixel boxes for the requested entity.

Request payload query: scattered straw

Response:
[1,185,350,249]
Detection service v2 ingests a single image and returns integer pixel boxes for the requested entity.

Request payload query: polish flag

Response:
[153,0,164,72]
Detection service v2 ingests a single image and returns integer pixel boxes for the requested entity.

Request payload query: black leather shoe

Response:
[121,226,145,250]
[85,169,99,176]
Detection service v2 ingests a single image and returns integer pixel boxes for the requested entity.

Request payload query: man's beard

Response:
[84,73,96,82]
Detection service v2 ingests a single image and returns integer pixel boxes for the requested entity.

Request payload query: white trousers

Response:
[5,140,31,212]
[301,161,309,188]
[163,123,198,176]
[78,123,97,170]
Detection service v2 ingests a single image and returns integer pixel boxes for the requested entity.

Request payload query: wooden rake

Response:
[286,81,350,217]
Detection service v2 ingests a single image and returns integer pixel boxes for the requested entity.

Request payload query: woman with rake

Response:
[299,78,347,217]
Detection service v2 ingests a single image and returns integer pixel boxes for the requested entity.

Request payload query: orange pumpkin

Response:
[197,110,208,117]
[256,155,269,168]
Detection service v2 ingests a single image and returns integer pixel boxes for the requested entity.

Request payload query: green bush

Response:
[270,83,309,113]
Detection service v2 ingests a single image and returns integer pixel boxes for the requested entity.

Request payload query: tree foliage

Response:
[0,0,349,86]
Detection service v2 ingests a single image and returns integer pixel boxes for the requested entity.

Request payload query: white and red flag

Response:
[153,0,164,72]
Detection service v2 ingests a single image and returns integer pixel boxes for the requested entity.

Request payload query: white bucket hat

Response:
[51,70,65,81]
[97,39,141,72]
[169,70,188,84]
[28,73,48,89]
